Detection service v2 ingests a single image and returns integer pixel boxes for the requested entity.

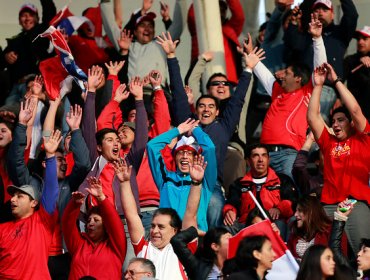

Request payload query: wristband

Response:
[332,77,342,86]
[191,180,202,186]
[153,85,162,91]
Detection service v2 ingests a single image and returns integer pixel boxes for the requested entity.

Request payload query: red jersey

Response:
[0,206,57,279]
[318,122,370,204]
[261,81,313,150]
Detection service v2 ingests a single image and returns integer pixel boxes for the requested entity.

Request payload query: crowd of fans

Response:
[0,0,370,279]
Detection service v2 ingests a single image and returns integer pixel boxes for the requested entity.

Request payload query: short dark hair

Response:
[95,128,118,146]
[289,62,311,86]
[195,95,220,110]
[329,106,352,126]
[0,118,15,132]
[201,227,230,261]
[152,208,182,231]
[235,235,270,270]
[245,143,269,159]
[129,257,156,277]
[206,73,228,89]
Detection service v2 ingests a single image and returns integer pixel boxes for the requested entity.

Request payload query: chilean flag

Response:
[228,219,299,280]
[37,26,87,100]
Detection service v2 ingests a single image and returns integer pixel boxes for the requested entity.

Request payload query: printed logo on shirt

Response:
[330,142,351,158]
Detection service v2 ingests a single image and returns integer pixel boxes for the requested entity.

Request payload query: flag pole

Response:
[248,191,270,220]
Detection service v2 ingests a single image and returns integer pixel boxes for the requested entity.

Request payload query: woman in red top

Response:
[62,176,127,280]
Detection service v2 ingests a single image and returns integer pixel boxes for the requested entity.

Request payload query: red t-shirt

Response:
[0,206,57,279]
[318,122,370,204]
[261,81,313,150]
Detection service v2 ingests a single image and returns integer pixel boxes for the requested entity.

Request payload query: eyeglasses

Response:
[124,270,149,277]
[209,81,231,87]
[176,150,195,156]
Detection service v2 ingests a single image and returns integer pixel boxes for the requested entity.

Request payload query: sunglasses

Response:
[209,81,231,87]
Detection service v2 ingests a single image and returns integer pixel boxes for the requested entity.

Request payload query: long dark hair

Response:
[296,245,335,280]
[291,196,331,241]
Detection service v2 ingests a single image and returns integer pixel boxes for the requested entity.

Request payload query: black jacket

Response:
[171,227,215,280]
[228,269,263,280]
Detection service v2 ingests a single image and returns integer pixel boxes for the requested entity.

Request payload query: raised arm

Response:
[157,32,194,125]
[307,65,326,140]
[182,155,207,230]
[86,176,127,261]
[339,0,359,46]
[325,63,367,132]
[114,160,144,244]
[66,105,91,191]
[308,13,327,70]
[81,66,104,163]
[167,0,187,41]
[42,130,62,214]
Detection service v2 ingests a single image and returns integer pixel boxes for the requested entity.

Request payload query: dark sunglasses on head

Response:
[209,81,231,87]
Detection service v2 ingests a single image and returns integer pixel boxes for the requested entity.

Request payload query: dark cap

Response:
[7,184,41,201]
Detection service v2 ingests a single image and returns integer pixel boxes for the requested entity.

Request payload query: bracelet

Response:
[191,180,202,186]
[332,77,342,86]
[152,85,162,91]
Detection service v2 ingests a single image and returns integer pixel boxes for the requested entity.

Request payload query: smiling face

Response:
[196,97,219,125]
[294,204,306,229]
[207,76,231,100]
[150,214,177,250]
[19,11,38,31]
[254,239,276,271]
[118,126,135,148]
[134,20,155,44]
[280,66,302,92]
[357,245,370,271]
[97,132,121,162]
[331,112,353,141]
[175,149,195,173]
[320,248,335,277]
[10,191,38,220]
[87,213,106,243]
[247,147,269,178]
[0,123,12,148]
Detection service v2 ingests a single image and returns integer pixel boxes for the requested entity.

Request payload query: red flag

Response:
[228,219,299,280]
[39,56,67,100]
[49,5,74,26]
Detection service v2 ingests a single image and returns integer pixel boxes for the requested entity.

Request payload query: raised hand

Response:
[113,159,132,183]
[185,86,194,105]
[290,6,302,27]
[148,70,162,88]
[87,65,104,93]
[323,63,337,83]
[86,177,106,202]
[201,51,214,62]
[309,13,322,39]
[238,33,253,55]
[32,75,44,98]
[129,76,144,100]
[118,29,133,55]
[313,65,327,86]
[189,155,207,183]
[156,32,179,57]
[0,110,16,123]
[244,47,266,69]
[66,104,83,131]
[114,83,130,103]
[177,118,199,135]
[43,130,63,157]
[19,98,36,126]
[71,191,85,204]
[105,60,125,76]
[160,1,170,21]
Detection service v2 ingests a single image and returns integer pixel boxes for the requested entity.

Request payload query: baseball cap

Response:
[7,184,41,201]
[355,26,370,38]
[312,0,333,10]
[121,122,136,131]
[173,136,202,155]
[19,3,38,16]
[135,12,156,28]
